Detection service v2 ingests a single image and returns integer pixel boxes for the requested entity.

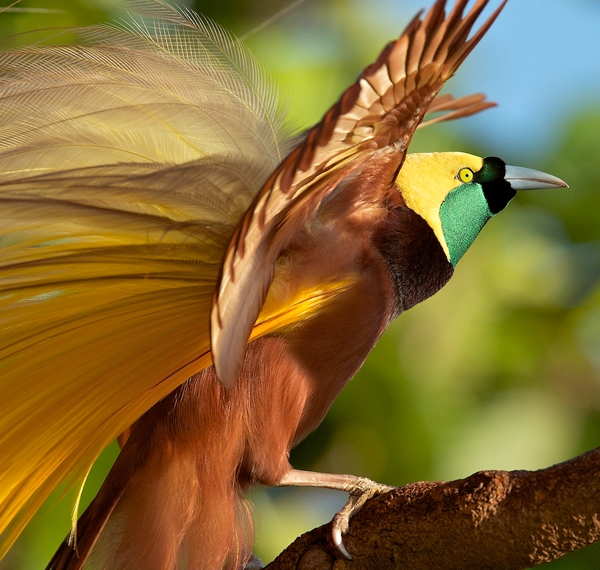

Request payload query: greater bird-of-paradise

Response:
[0,1,566,568]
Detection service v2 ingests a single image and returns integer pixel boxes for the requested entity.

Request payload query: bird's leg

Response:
[276,469,394,559]
[244,553,264,569]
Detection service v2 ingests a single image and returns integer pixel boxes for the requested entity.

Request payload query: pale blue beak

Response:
[505,165,568,191]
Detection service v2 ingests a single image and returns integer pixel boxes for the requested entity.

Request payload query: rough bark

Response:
[264,448,600,570]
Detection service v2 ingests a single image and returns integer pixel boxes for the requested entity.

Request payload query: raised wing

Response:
[211,0,507,388]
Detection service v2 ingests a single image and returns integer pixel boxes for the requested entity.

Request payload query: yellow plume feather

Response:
[0,2,299,554]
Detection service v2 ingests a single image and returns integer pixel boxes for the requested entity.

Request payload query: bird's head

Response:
[396,153,568,266]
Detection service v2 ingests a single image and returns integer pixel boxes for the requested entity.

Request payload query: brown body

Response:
[48,158,453,569]
[1,1,570,568]
[34,1,510,568]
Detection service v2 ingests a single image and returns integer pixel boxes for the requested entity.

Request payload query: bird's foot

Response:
[276,469,395,560]
[330,477,394,559]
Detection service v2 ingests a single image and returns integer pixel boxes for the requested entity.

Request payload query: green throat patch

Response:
[439,183,492,267]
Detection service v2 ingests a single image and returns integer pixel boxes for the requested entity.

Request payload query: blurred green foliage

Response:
[1,1,599,568]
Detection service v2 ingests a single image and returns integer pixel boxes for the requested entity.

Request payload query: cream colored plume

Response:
[0,0,292,555]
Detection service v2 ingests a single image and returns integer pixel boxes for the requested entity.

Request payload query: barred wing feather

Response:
[211,0,506,388]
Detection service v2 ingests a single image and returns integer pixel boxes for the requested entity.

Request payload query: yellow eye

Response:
[458,167,474,184]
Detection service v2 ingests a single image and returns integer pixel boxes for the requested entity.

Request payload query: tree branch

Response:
[265,448,600,570]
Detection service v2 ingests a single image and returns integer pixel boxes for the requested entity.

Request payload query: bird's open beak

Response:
[504,165,568,191]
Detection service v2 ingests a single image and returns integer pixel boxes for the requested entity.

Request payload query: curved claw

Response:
[275,469,394,559]
[332,525,352,560]
[330,479,395,559]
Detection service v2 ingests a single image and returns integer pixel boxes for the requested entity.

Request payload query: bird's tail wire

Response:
[0,0,22,15]
[238,0,309,41]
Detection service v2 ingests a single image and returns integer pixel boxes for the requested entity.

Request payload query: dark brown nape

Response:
[372,194,454,318]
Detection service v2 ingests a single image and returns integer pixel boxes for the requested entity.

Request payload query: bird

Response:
[0,0,567,569]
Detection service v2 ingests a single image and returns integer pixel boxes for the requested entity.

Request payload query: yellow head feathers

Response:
[395,152,485,262]
[396,153,566,267]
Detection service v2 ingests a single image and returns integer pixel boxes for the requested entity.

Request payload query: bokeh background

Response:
[1,0,600,568]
